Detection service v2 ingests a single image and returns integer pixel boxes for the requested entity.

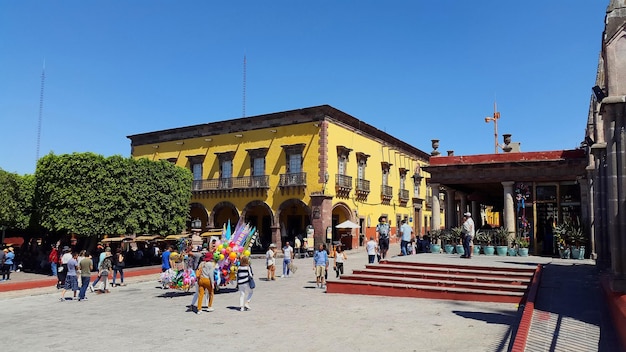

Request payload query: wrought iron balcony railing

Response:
[335,174,353,189]
[279,172,307,187]
[398,189,410,202]
[381,185,393,198]
[192,175,270,191]
[355,178,370,192]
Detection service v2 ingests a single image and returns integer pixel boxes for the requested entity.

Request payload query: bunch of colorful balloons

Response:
[210,240,252,285]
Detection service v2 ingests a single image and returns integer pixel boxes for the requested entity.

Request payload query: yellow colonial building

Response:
[127,105,438,253]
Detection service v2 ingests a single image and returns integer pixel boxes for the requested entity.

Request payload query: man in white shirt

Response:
[281,242,294,278]
[461,212,476,259]
[399,220,414,256]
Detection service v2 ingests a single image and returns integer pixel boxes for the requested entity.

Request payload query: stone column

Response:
[605,101,626,291]
[445,188,456,228]
[310,193,334,248]
[431,183,441,230]
[459,194,467,217]
[502,181,516,243]
[471,201,480,227]
[592,145,609,267]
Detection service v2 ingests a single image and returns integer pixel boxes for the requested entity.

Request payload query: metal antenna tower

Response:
[484,100,501,153]
[242,55,247,118]
[36,60,46,163]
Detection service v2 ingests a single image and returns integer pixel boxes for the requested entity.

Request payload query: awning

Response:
[164,234,190,240]
[335,220,360,229]
[201,230,223,238]
[134,235,162,241]
[101,236,133,243]
[2,237,24,246]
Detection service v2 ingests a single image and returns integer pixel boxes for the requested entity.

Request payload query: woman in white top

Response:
[266,243,276,281]
[236,256,254,311]
[334,245,347,278]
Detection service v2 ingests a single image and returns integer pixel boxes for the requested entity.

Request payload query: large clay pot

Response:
[496,246,508,256]
[430,244,441,253]
[483,245,495,256]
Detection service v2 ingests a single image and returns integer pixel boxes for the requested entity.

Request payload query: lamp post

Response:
[191,218,202,232]
[484,102,501,154]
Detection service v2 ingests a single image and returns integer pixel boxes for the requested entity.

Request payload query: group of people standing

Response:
[54,245,126,302]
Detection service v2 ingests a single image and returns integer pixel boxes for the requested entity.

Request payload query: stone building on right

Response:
[585,0,626,292]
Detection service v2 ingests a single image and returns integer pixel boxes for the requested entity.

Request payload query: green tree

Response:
[0,169,20,229]
[35,152,192,237]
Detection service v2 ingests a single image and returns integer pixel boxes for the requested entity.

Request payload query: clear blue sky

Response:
[0,1,607,175]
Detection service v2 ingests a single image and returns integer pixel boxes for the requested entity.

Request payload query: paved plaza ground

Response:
[2,243,622,351]
[0,243,522,352]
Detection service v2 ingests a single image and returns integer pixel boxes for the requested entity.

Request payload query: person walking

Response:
[195,252,215,314]
[461,212,476,259]
[48,245,58,277]
[266,243,277,281]
[376,216,391,259]
[366,237,378,264]
[281,242,294,278]
[57,246,73,289]
[78,252,93,301]
[111,248,125,287]
[313,244,329,288]
[161,246,172,272]
[0,249,5,282]
[2,248,14,281]
[90,247,110,292]
[96,251,113,294]
[59,252,79,301]
[237,256,254,311]
[0,248,14,281]
[399,219,414,256]
[334,245,347,278]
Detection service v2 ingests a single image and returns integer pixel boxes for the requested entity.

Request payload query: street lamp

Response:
[323,171,330,194]
[191,218,202,232]
[484,102,501,154]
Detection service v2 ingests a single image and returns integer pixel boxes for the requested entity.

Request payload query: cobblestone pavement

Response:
[0,243,520,352]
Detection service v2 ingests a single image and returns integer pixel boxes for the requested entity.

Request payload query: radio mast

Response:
[36,60,46,163]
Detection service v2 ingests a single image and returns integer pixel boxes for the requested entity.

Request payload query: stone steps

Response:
[326,260,538,304]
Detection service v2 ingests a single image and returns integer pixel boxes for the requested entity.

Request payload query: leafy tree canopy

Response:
[35,152,192,237]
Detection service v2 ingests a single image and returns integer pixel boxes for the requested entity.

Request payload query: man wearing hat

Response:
[461,212,475,259]
[376,215,391,259]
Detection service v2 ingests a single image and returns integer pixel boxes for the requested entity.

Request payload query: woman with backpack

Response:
[195,252,216,315]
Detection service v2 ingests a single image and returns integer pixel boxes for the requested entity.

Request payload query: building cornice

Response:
[126,105,430,161]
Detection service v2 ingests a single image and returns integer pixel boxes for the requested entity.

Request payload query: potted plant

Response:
[480,230,495,255]
[440,230,455,254]
[517,236,530,257]
[566,224,586,259]
[473,229,484,255]
[494,227,511,256]
[429,229,442,253]
[553,223,571,259]
[451,226,464,256]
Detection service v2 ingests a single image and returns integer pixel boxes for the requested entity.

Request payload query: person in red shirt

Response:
[48,245,59,284]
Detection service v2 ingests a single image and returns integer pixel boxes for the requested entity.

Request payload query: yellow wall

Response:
[133,122,323,212]
[324,122,432,231]
[131,119,436,234]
